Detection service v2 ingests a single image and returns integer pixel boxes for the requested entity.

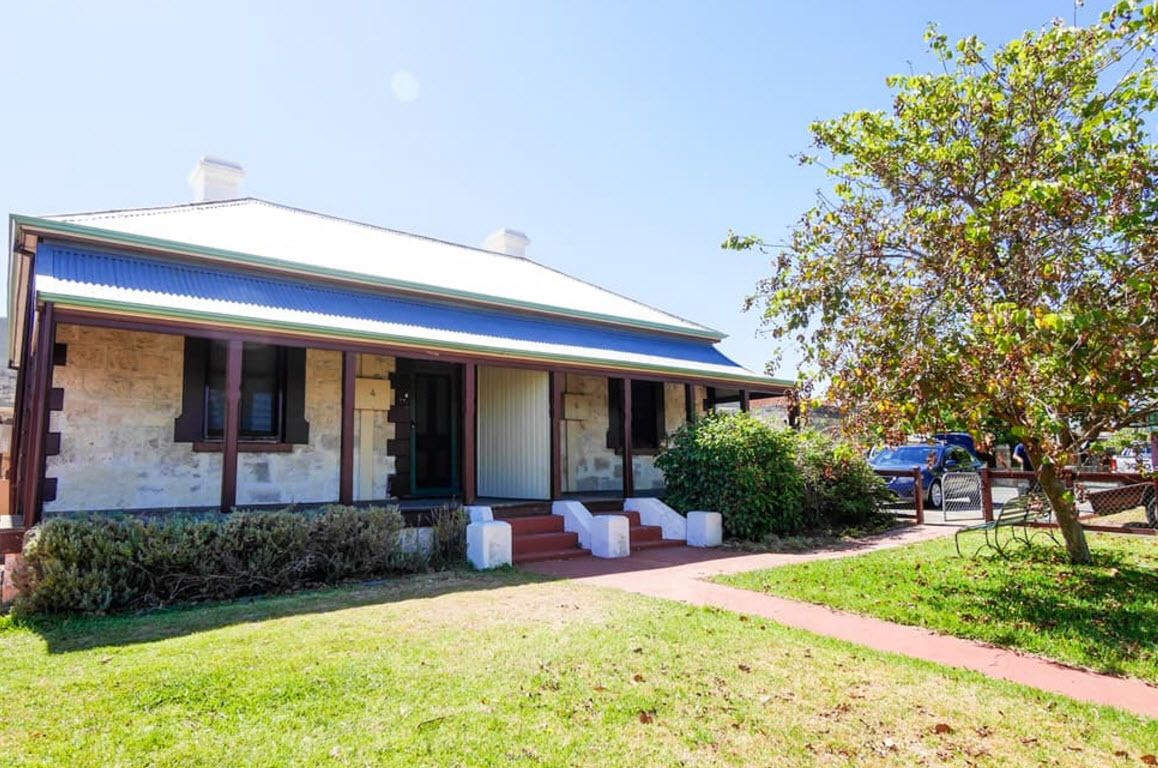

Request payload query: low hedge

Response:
[13,505,466,615]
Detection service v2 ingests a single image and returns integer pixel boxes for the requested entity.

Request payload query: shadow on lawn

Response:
[923,545,1158,677]
[13,568,540,655]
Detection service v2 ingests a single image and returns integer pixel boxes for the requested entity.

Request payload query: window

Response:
[174,338,310,447]
[205,342,284,440]
[607,379,665,452]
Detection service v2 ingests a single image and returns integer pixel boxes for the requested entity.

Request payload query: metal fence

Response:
[875,467,1157,535]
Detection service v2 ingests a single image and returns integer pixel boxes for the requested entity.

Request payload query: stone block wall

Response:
[44,325,359,513]
[561,373,688,493]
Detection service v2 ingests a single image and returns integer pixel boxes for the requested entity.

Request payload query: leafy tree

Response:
[728,3,1158,563]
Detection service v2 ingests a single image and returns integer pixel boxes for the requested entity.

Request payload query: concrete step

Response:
[630,524,663,543]
[631,538,685,551]
[595,510,641,526]
[503,514,564,536]
[512,531,581,560]
[515,547,593,564]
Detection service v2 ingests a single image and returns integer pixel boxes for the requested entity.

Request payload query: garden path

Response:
[525,525,1158,719]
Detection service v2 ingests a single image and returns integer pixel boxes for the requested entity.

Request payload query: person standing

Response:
[1013,442,1034,473]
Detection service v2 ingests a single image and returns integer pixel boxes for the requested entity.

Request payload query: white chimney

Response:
[482,228,530,258]
[189,156,245,202]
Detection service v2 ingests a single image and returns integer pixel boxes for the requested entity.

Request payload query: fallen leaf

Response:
[739,615,749,622]
[738,664,751,673]
[592,685,607,692]
[638,710,655,724]
[1141,756,1156,766]
[1113,750,1128,758]
[632,673,646,683]
[974,726,992,738]
[632,647,643,654]
[99,656,113,665]
[933,723,954,735]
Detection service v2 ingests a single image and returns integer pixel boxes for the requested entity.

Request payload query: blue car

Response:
[870,442,983,508]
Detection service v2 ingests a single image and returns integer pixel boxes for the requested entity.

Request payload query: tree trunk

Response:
[1035,457,1091,564]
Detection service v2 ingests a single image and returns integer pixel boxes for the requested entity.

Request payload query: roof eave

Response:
[14,214,728,343]
[40,293,790,392]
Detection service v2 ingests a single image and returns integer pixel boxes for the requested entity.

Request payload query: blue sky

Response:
[1,1,1086,378]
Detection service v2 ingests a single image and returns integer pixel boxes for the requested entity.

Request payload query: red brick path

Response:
[525,525,1158,720]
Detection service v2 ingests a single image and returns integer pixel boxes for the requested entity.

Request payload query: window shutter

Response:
[173,337,208,442]
[284,347,310,444]
[606,378,623,449]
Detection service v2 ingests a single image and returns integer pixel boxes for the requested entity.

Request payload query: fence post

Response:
[913,467,925,524]
[980,466,994,522]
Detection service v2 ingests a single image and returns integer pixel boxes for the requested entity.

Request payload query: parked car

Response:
[870,442,984,508]
[1112,445,1153,473]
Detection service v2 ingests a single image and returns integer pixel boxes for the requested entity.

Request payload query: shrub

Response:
[793,430,892,527]
[12,505,463,615]
[656,411,804,539]
[428,504,468,569]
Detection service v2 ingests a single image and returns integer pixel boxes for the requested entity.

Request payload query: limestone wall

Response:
[354,353,397,500]
[561,374,687,494]
[44,325,360,513]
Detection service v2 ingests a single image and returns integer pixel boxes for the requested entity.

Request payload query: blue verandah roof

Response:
[34,241,782,386]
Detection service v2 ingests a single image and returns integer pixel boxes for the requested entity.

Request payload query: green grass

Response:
[1,568,1155,766]
[718,532,1158,683]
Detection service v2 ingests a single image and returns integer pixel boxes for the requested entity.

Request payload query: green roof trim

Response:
[14,215,726,343]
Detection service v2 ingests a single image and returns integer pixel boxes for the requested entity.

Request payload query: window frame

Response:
[173,337,310,450]
[203,341,288,442]
[607,378,666,454]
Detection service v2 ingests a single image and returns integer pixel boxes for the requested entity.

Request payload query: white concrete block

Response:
[398,526,436,556]
[590,514,630,558]
[465,505,494,523]
[686,511,722,548]
[467,520,512,570]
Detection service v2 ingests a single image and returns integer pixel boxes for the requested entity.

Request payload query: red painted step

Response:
[500,514,589,563]
[595,510,680,551]
[505,515,565,536]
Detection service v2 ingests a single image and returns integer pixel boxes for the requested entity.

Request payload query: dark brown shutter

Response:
[606,378,623,449]
[173,337,209,442]
[283,347,310,444]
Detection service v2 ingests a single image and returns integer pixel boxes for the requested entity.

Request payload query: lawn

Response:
[718,532,1158,684]
[2,570,1156,765]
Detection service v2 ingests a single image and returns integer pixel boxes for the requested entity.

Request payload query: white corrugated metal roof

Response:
[47,199,719,339]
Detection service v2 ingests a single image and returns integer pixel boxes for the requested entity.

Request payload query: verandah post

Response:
[684,383,695,423]
[339,350,356,505]
[550,370,563,500]
[22,302,56,526]
[622,377,634,498]
[220,339,243,513]
[739,389,750,413]
[462,362,477,505]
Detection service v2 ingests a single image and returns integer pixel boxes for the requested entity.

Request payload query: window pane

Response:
[241,344,280,437]
[204,341,283,440]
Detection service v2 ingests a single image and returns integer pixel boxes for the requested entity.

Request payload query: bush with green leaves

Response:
[793,430,892,528]
[13,505,466,615]
[656,411,804,539]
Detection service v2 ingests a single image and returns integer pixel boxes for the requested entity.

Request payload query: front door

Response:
[410,365,460,496]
